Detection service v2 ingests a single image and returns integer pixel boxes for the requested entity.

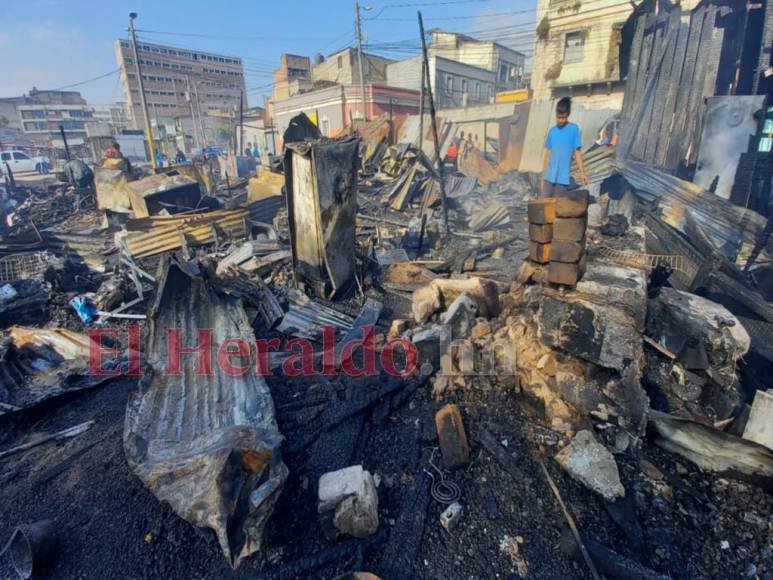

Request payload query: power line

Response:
[50,69,120,91]
[136,28,338,43]
[370,7,535,22]
[380,0,491,8]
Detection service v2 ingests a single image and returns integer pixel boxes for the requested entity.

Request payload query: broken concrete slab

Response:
[647,288,751,369]
[575,261,648,331]
[318,465,379,538]
[555,430,625,501]
[436,403,470,469]
[539,295,641,374]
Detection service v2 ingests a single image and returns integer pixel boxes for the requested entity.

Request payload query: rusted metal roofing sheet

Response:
[122,208,249,258]
[124,258,287,568]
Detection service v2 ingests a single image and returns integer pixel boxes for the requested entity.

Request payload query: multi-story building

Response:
[530,0,634,105]
[114,38,246,139]
[272,54,313,101]
[90,102,130,133]
[0,89,94,146]
[429,31,526,93]
[312,48,394,87]
[387,54,496,109]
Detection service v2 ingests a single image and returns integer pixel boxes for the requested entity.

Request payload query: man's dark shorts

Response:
[542,181,568,197]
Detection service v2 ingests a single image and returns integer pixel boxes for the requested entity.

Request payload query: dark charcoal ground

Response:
[1,366,771,579]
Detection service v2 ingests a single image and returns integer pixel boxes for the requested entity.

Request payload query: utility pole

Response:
[185,76,200,149]
[418,10,448,231]
[355,0,368,122]
[193,81,206,146]
[239,92,244,156]
[128,12,157,169]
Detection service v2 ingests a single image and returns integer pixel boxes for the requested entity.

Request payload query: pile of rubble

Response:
[0,111,770,580]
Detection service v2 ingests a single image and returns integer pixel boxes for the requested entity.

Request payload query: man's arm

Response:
[541,147,551,192]
[574,148,588,186]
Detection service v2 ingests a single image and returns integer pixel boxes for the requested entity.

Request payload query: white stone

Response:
[318,465,379,538]
[555,430,625,501]
[440,502,463,531]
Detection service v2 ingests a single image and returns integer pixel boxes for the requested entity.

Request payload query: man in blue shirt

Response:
[541,97,588,196]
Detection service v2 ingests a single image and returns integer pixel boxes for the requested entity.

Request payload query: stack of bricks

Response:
[527,198,555,265]
[526,191,589,286]
[548,190,589,286]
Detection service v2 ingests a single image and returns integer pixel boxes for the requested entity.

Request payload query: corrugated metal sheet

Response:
[124,259,287,568]
[617,159,767,262]
[123,208,249,258]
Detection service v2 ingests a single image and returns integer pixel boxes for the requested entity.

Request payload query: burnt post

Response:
[59,124,71,161]
[418,11,449,233]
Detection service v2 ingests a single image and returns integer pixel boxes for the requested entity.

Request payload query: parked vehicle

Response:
[0,150,51,175]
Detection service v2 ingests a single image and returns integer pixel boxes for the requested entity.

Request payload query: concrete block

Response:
[529,223,553,243]
[548,258,586,286]
[553,216,587,241]
[553,216,588,242]
[529,241,551,264]
[436,404,470,469]
[555,189,589,218]
[550,239,585,263]
[528,198,556,224]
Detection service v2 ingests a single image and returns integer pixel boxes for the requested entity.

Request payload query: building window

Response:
[488,85,493,100]
[445,75,453,95]
[499,63,509,82]
[474,82,480,101]
[461,79,468,96]
[564,31,585,64]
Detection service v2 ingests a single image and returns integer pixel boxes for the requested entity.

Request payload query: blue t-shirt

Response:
[544,122,581,186]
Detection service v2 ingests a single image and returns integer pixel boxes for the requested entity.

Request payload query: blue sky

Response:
[0,0,537,107]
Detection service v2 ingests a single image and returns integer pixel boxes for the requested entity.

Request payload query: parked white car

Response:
[0,150,50,175]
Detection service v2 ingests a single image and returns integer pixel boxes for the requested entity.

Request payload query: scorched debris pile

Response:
[1,3,773,573]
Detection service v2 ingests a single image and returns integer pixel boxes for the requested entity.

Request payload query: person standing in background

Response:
[541,97,588,197]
